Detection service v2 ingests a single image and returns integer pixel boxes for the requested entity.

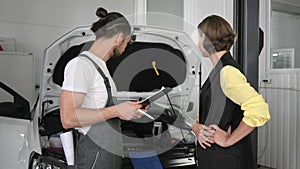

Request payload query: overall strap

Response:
[78,54,122,157]
[79,54,112,106]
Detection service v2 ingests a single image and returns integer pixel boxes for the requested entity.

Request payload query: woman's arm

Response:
[210,65,270,147]
[209,121,254,147]
[192,121,215,149]
[220,65,270,127]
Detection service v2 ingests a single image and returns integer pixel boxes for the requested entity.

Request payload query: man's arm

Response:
[60,90,142,129]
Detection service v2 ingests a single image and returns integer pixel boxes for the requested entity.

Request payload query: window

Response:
[271,48,294,69]
[271,1,300,69]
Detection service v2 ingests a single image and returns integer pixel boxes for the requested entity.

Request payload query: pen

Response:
[137,109,154,120]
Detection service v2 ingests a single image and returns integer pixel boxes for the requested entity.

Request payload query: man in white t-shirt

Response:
[60,7,145,169]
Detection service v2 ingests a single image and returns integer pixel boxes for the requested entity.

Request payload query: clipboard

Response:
[140,86,172,108]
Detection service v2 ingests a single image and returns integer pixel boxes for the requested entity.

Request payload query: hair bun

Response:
[96,7,108,18]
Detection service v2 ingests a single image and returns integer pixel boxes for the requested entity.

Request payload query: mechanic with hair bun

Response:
[60,7,146,169]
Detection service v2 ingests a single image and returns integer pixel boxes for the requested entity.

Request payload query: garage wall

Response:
[259,0,300,168]
[0,0,135,96]
[0,0,234,106]
[147,0,184,31]
[183,0,233,85]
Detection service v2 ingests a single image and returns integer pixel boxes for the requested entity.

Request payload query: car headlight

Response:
[29,152,66,169]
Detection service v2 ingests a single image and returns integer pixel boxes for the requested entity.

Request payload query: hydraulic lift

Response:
[234,0,264,168]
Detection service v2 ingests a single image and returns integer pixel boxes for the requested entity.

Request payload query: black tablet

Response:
[140,87,172,108]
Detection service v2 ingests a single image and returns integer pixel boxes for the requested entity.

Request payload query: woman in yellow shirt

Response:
[192,15,270,169]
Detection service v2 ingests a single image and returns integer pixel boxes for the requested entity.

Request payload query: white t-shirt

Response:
[62,51,117,134]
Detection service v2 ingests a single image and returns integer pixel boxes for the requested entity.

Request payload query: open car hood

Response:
[40,25,201,131]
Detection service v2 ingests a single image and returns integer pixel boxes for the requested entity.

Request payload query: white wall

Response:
[147,0,184,31]
[183,0,233,85]
[0,52,35,106]
[0,0,234,103]
[0,0,135,96]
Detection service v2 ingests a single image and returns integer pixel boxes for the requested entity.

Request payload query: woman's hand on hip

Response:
[209,124,232,147]
[192,122,215,149]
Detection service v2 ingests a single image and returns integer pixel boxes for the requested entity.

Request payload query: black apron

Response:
[196,52,254,169]
[74,54,122,169]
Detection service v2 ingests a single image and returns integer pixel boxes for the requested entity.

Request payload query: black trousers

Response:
[196,143,253,169]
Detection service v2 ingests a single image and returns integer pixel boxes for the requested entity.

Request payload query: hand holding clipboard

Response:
[138,86,172,120]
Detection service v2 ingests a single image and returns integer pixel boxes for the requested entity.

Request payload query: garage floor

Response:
[168,165,273,169]
[258,166,273,169]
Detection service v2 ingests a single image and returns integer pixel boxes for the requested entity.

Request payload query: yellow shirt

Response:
[220,65,270,127]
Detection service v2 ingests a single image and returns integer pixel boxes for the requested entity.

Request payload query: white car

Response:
[0,25,201,169]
